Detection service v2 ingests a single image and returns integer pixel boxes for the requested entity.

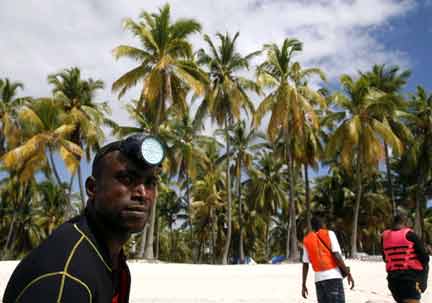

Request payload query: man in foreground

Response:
[301,215,354,303]
[382,209,429,303]
[3,133,165,303]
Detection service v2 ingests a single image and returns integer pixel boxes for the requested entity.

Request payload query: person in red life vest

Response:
[301,215,354,303]
[381,209,429,303]
[3,134,166,303]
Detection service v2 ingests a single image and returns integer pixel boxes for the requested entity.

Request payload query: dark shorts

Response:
[388,278,421,302]
[315,278,345,303]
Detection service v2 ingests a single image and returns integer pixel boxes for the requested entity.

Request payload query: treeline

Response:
[1,4,431,264]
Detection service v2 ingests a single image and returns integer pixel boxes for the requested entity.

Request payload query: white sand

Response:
[1,260,431,302]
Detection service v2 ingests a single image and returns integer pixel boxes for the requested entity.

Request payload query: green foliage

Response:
[2,5,431,263]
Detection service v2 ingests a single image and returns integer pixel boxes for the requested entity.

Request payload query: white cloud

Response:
[0,0,416,131]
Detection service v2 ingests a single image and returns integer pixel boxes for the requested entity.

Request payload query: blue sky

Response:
[1,0,431,193]
[372,0,432,92]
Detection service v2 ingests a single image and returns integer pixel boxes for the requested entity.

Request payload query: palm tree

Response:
[4,180,47,259]
[112,3,206,131]
[2,98,82,183]
[400,86,432,237]
[112,4,206,259]
[35,181,69,235]
[197,31,259,264]
[326,74,403,256]
[223,120,263,262]
[254,38,319,260]
[246,151,288,259]
[288,62,326,232]
[191,138,226,263]
[159,112,211,261]
[361,64,411,215]
[0,78,26,155]
[157,178,188,261]
[48,67,109,208]
[0,175,29,259]
[2,180,70,259]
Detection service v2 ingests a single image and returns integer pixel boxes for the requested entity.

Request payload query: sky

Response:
[1,0,432,185]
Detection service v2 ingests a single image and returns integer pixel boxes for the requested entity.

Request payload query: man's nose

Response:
[132,183,151,199]
[133,183,147,196]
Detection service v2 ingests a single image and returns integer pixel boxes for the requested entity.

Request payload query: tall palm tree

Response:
[288,62,326,232]
[112,4,206,259]
[222,120,263,262]
[48,67,109,208]
[191,138,225,263]
[400,86,432,237]
[159,112,211,261]
[197,32,259,264]
[326,74,403,256]
[254,38,318,260]
[361,64,411,215]
[246,151,288,259]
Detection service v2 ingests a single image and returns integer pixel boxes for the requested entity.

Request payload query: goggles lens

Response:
[141,137,164,165]
[121,134,165,167]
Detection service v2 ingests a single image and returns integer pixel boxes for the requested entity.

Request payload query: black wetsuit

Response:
[3,212,131,303]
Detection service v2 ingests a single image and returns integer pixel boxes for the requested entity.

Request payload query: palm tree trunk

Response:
[153,73,165,133]
[144,193,157,259]
[66,174,76,218]
[78,163,86,209]
[1,181,21,260]
[145,74,166,259]
[185,173,195,263]
[265,217,271,260]
[1,213,17,260]
[414,136,429,239]
[414,177,424,237]
[138,224,149,258]
[170,220,174,258]
[384,143,396,216]
[329,192,335,229]
[68,173,75,195]
[286,128,299,261]
[155,218,160,259]
[351,146,363,257]
[237,156,245,263]
[211,208,217,264]
[222,117,232,265]
[304,164,312,232]
[198,238,203,264]
[48,147,62,185]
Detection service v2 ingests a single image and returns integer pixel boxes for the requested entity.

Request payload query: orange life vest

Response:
[303,229,338,272]
[382,228,423,272]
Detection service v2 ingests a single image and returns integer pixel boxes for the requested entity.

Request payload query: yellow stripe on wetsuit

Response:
[14,223,112,302]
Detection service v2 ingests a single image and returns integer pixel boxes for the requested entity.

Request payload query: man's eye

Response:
[117,174,133,185]
[144,177,158,187]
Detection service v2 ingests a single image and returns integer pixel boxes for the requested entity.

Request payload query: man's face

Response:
[87,151,158,234]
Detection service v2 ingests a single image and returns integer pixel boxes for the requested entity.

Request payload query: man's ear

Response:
[85,176,96,199]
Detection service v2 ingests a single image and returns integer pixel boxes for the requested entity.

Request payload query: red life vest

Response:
[303,229,338,272]
[382,228,423,272]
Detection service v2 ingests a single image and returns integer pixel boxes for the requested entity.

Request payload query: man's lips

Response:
[121,204,149,218]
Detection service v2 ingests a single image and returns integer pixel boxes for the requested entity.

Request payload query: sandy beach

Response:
[1,259,430,302]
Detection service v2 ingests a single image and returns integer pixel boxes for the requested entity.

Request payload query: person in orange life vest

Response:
[302,215,354,303]
[381,209,429,303]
